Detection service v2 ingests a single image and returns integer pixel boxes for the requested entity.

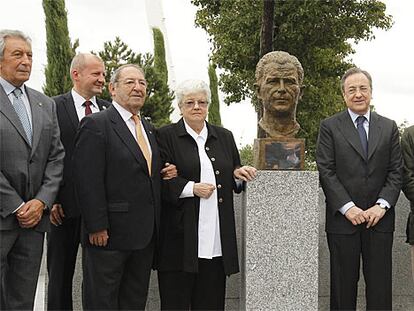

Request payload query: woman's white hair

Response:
[176,79,211,107]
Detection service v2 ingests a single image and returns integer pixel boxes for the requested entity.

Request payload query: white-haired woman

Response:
[156,80,256,310]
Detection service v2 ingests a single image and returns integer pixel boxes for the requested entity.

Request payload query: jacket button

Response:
[218,198,223,203]
[215,170,220,175]
[211,157,215,162]
[205,146,210,151]
[217,184,222,189]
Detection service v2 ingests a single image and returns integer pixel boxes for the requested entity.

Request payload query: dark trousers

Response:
[327,228,393,311]
[47,216,81,310]
[158,257,226,310]
[0,228,44,310]
[82,237,154,310]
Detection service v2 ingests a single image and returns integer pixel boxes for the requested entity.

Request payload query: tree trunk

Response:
[257,0,275,138]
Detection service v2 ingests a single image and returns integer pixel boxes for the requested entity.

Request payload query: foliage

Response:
[152,28,168,84]
[208,62,222,126]
[191,0,393,162]
[239,144,254,166]
[93,37,174,127]
[43,0,78,96]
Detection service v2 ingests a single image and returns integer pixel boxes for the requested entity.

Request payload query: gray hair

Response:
[176,79,211,107]
[0,29,31,61]
[110,64,145,84]
[341,67,373,93]
[255,51,304,87]
[70,53,103,73]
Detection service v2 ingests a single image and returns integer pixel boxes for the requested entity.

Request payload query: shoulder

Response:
[52,92,71,104]
[321,110,346,126]
[208,123,233,137]
[156,123,180,142]
[26,86,54,105]
[97,98,111,109]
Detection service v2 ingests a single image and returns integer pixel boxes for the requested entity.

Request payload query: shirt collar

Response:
[71,89,97,109]
[111,100,141,122]
[183,119,208,141]
[347,108,370,124]
[0,77,25,96]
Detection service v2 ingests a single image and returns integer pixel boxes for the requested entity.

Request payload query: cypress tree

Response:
[208,62,222,126]
[152,28,168,84]
[43,0,76,96]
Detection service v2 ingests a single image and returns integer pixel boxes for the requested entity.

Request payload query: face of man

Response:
[179,92,209,125]
[0,37,32,87]
[109,67,147,114]
[72,56,105,100]
[342,72,372,115]
[257,63,301,117]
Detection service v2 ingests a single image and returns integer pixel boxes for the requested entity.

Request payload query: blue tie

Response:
[356,115,368,157]
[12,88,32,145]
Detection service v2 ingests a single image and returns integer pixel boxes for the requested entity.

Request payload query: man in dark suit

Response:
[316,67,403,310]
[0,29,64,310]
[73,64,175,310]
[47,53,109,310]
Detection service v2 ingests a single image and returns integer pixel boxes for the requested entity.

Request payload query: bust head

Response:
[255,51,304,138]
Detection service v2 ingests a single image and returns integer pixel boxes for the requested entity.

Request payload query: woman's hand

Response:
[193,183,216,199]
[233,166,257,181]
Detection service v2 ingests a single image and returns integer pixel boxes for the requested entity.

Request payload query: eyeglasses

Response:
[117,78,147,88]
[345,86,370,96]
[183,100,209,109]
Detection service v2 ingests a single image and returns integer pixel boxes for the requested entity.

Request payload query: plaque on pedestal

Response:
[253,138,305,170]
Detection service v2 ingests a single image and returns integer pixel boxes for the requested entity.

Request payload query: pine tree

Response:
[43,0,77,96]
[94,37,174,127]
[207,62,222,126]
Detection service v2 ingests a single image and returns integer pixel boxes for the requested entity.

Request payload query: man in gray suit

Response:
[0,29,64,310]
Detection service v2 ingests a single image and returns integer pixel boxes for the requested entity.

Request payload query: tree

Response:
[208,62,222,126]
[43,0,78,96]
[94,37,174,127]
[191,0,392,160]
[152,28,168,84]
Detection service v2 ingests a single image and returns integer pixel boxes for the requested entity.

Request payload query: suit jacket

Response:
[73,105,162,250]
[0,84,64,231]
[316,110,403,234]
[401,125,414,244]
[156,119,242,275]
[54,92,110,218]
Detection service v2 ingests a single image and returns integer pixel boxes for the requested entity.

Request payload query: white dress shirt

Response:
[71,89,100,120]
[111,101,152,156]
[180,120,222,259]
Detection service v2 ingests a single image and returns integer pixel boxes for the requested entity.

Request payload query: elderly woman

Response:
[156,80,256,310]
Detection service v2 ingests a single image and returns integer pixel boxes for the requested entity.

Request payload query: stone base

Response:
[242,170,319,310]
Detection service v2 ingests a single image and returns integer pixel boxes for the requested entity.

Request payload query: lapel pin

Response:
[103,106,107,109]
[38,102,42,107]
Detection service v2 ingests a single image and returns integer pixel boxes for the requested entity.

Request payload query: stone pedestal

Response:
[241,171,319,310]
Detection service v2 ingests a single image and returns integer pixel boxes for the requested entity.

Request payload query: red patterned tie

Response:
[84,101,92,116]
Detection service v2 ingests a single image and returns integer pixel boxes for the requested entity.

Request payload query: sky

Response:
[1,0,413,148]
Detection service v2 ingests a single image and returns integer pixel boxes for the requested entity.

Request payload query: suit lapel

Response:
[63,93,79,130]
[0,85,31,147]
[108,106,150,175]
[368,111,382,160]
[26,87,44,153]
[97,98,108,111]
[337,111,367,161]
